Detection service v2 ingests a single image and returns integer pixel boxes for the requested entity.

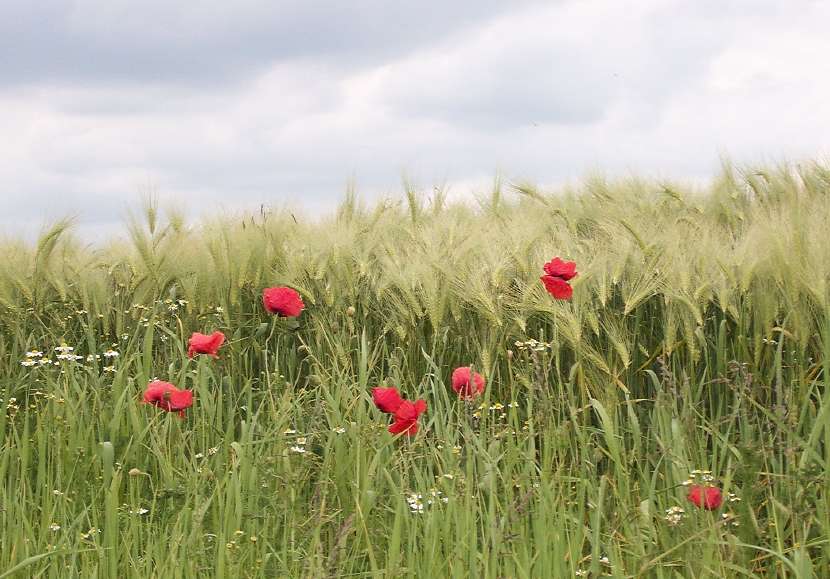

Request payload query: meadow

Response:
[1,161,829,578]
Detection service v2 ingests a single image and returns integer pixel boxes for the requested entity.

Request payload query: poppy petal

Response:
[142,381,177,404]
[372,387,404,413]
[263,287,305,317]
[188,331,225,359]
[686,485,723,510]
[168,390,194,413]
[393,400,418,421]
[542,257,578,280]
[141,381,194,417]
[388,419,418,435]
[451,367,485,399]
[541,275,573,300]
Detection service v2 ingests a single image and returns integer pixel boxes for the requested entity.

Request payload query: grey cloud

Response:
[368,2,735,132]
[0,0,540,87]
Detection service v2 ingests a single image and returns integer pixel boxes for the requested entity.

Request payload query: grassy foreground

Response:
[1,161,830,578]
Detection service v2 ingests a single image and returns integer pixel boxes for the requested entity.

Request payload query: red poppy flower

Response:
[187,331,225,359]
[540,257,578,300]
[686,485,723,510]
[388,398,427,436]
[372,386,404,413]
[451,366,485,399]
[263,286,305,317]
[141,380,194,419]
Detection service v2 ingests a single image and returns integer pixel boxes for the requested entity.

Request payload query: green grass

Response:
[1,160,830,577]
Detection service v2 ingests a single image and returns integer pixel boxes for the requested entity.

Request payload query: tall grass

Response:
[1,160,829,577]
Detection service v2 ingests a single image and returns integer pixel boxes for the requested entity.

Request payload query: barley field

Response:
[1,161,829,578]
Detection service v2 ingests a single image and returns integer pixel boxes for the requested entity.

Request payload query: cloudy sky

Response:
[2,0,829,240]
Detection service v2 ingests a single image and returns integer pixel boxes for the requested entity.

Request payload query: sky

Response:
[2,0,829,241]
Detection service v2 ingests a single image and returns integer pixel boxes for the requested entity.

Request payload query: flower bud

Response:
[128,468,142,477]
[347,306,356,317]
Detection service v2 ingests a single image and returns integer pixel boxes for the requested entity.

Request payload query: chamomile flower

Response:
[665,506,686,525]
[406,493,424,513]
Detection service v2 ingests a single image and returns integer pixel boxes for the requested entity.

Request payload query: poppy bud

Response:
[297,345,308,354]
[128,468,142,477]
[347,306,356,317]
[331,322,340,335]
[308,375,322,387]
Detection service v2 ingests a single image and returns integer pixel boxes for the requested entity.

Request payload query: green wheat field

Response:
[2,161,829,578]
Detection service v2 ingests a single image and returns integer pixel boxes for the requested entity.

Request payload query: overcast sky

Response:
[2,0,829,240]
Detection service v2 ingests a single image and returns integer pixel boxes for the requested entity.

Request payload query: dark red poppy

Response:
[540,257,578,300]
[372,386,404,413]
[142,381,194,419]
[263,286,305,317]
[388,398,427,436]
[187,331,225,359]
[686,485,723,510]
[451,366,485,399]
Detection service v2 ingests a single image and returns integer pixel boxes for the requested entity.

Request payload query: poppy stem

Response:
[263,315,280,390]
